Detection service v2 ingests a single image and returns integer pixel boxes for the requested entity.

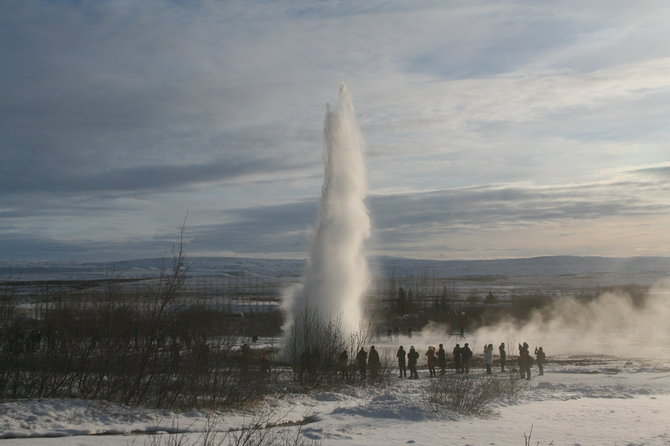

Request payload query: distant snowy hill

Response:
[376,255,670,277]
[1,255,670,282]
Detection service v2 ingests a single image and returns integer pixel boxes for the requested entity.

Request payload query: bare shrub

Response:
[285,305,382,388]
[144,412,320,446]
[522,425,554,446]
[0,221,274,408]
[425,373,525,417]
[286,305,347,387]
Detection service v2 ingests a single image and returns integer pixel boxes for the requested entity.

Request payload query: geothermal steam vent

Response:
[282,84,371,355]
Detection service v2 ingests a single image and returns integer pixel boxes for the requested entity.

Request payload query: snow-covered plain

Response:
[2,340,669,446]
[2,276,669,445]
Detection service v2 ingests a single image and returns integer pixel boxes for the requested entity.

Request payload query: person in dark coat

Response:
[425,346,437,378]
[453,344,462,373]
[368,346,381,379]
[499,342,507,372]
[519,342,529,356]
[437,344,447,375]
[407,345,419,379]
[338,349,349,380]
[396,346,407,378]
[518,342,531,379]
[461,343,473,374]
[356,347,367,379]
[517,349,532,380]
[535,346,546,376]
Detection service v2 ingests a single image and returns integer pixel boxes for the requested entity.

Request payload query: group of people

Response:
[344,346,383,379]
[394,341,546,380]
[334,341,547,381]
[517,342,546,379]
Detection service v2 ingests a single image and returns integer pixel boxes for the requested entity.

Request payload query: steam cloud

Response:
[408,281,670,361]
[282,84,371,350]
[471,280,670,359]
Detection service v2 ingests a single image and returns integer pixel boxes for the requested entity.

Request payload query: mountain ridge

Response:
[1,255,669,281]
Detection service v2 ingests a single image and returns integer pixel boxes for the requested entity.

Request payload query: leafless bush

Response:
[0,221,280,408]
[522,425,554,446]
[286,306,347,387]
[144,411,320,446]
[425,373,525,417]
[285,306,383,389]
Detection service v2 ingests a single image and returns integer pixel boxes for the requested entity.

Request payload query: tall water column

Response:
[282,84,371,356]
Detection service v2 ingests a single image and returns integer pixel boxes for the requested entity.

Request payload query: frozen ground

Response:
[2,352,669,446]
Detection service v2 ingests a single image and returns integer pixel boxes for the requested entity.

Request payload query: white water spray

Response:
[282,84,371,352]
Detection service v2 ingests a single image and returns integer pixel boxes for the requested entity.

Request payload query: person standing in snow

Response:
[517,349,532,380]
[356,347,367,379]
[407,345,419,379]
[437,344,447,375]
[519,342,529,356]
[425,346,437,378]
[453,344,462,373]
[396,346,407,378]
[535,346,546,376]
[499,342,507,372]
[484,344,494,375]
[338,349,349,380]
[518,342,532,379]
[461,343,473,374]
[368,346,381,380]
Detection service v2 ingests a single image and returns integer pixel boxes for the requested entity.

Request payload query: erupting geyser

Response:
[282,84,371,355]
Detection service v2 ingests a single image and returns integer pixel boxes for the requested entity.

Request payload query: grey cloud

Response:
[2,1,670,261]
[183,178,670,256]
[187,201,319,254]
[0,233,171,262]
[1,156,305,195]
[632,165,670,179]
[371,182,668,230]
[2,176,668,260]
[1,1,325,199]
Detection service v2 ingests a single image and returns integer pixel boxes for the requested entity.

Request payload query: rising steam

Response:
[410,281,670,360]
[472,280,670,359]
[281,84,371,353]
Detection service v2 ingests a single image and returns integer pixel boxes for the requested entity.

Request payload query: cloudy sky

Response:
[2,0,669,261]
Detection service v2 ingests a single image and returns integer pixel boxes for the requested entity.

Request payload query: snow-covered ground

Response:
[2,352,669,446]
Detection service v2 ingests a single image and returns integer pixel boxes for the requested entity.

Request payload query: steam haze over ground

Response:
[469,280,670,359]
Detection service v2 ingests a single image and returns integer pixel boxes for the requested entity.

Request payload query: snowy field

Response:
[2,282,669,445]
[2,345,669,446]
